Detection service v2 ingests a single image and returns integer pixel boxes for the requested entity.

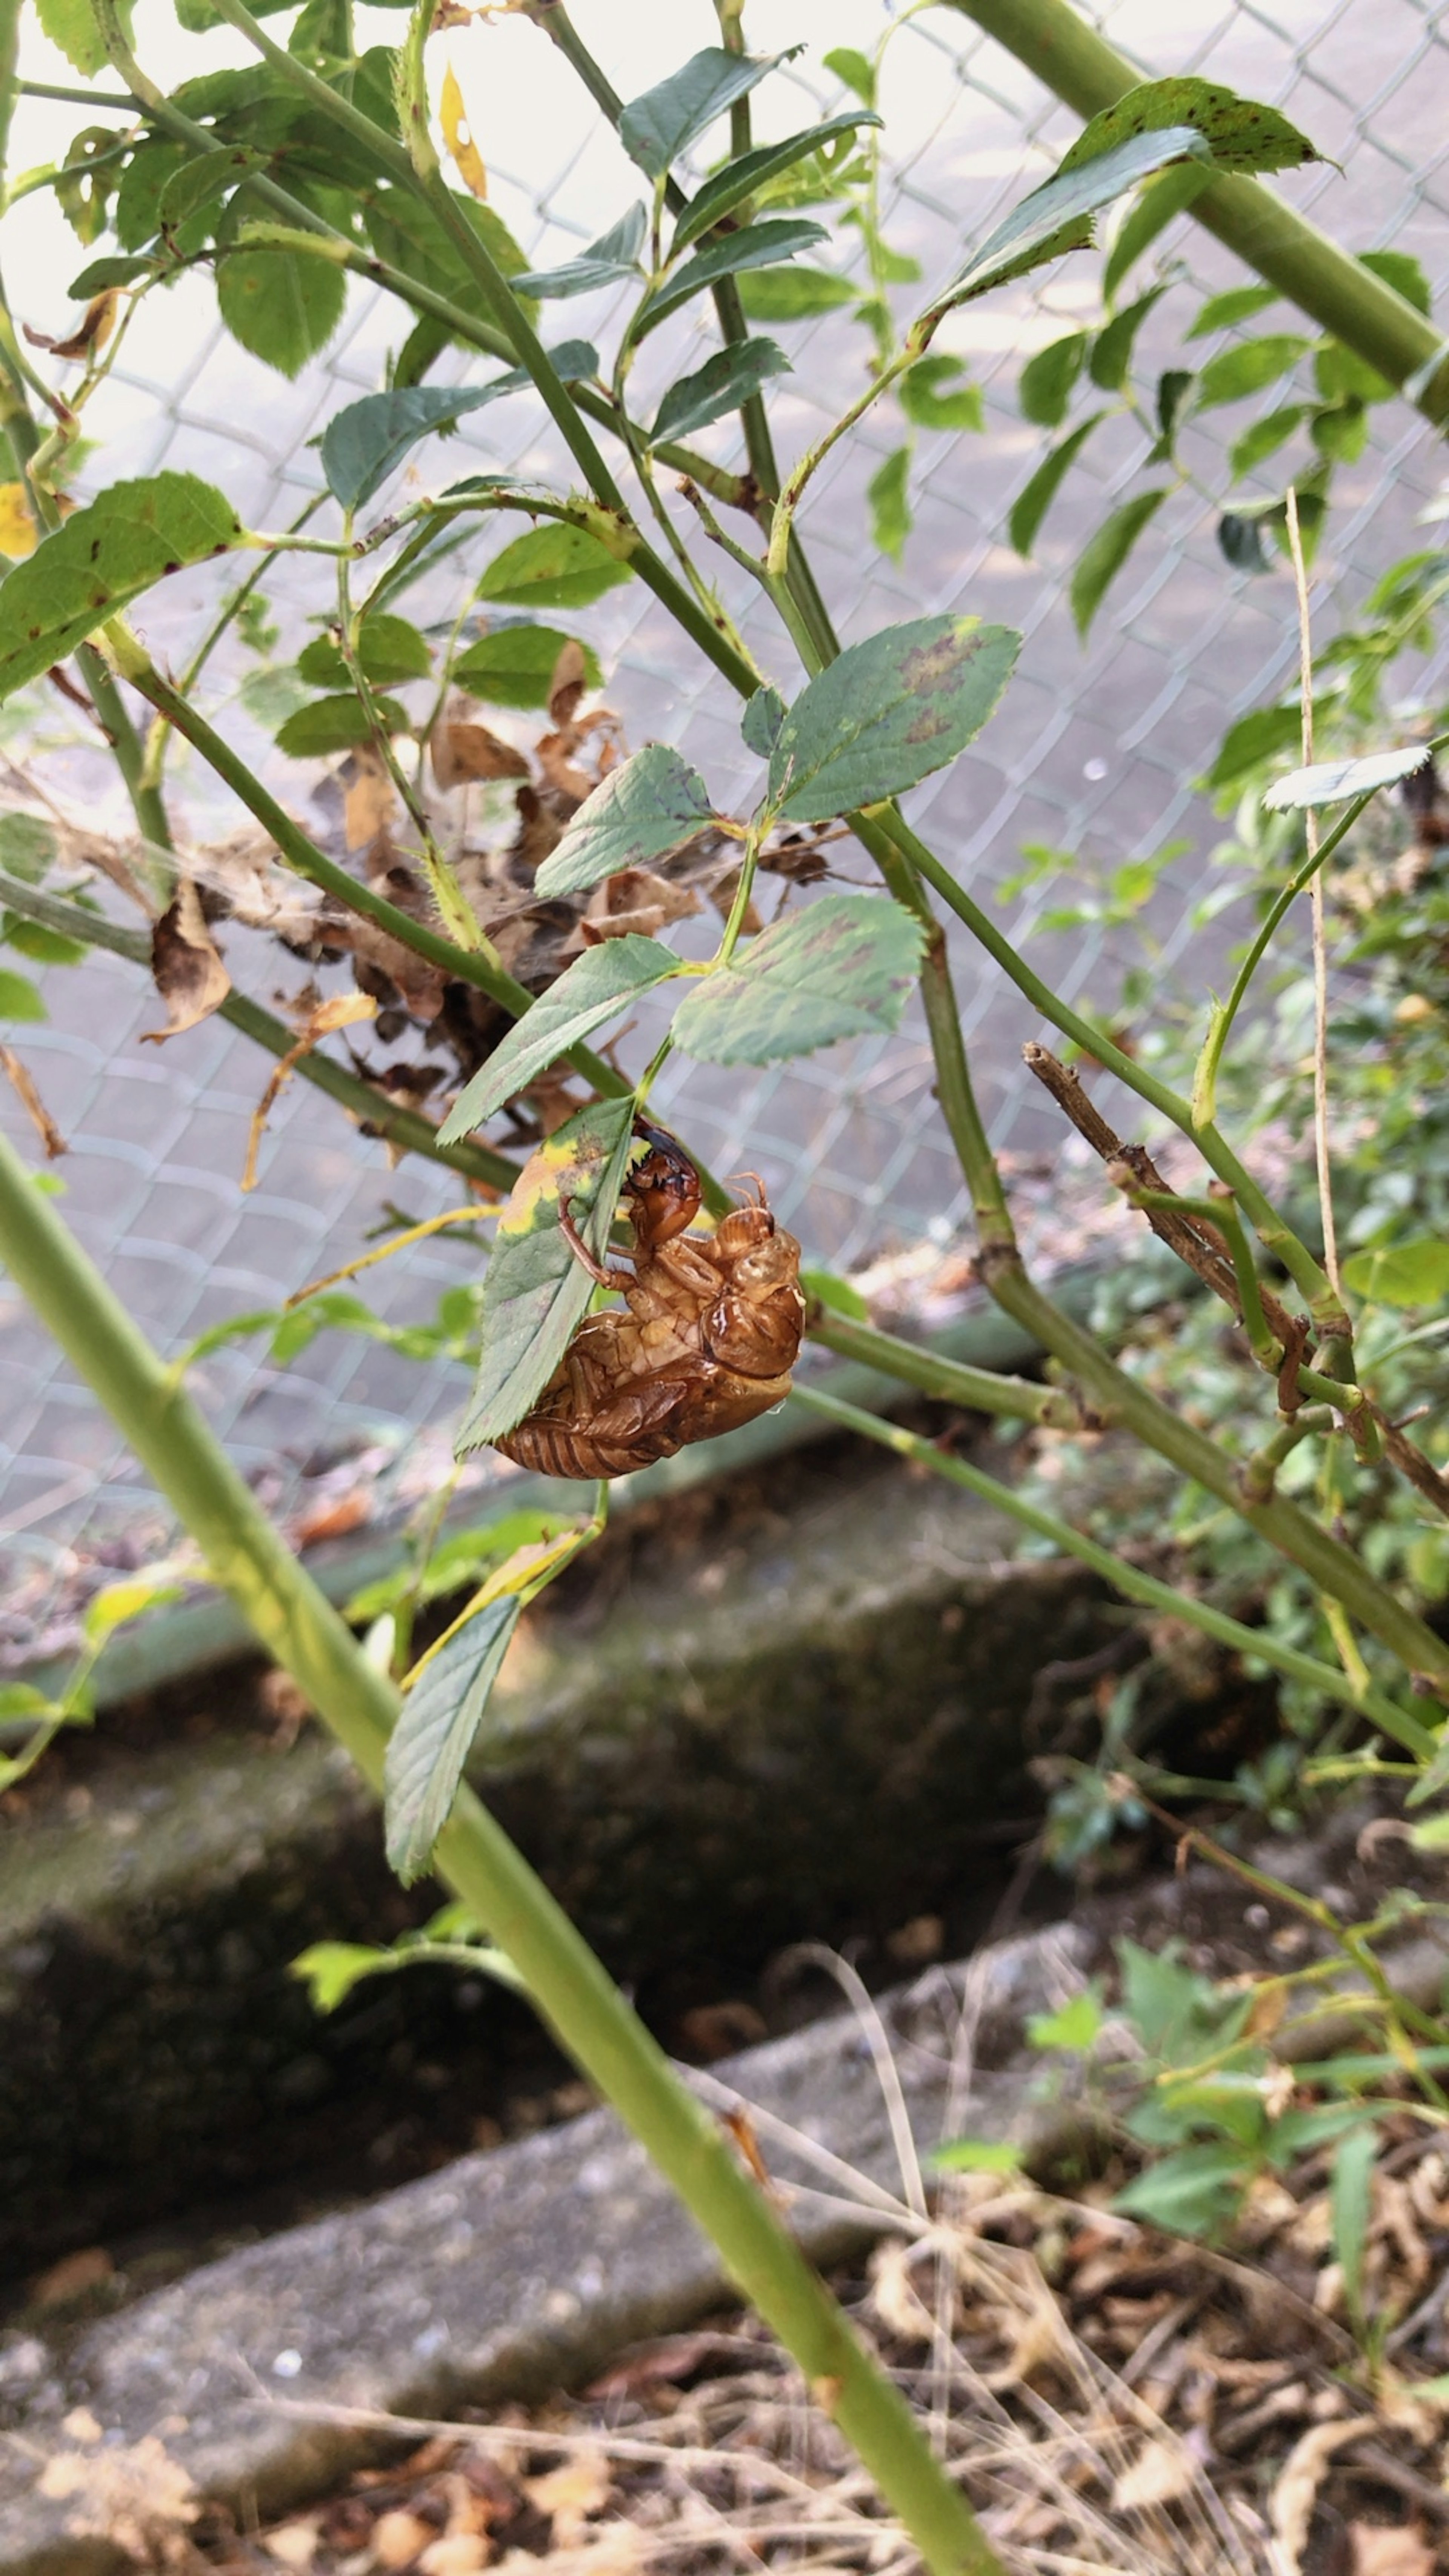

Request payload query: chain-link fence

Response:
[3,0,1448,1664]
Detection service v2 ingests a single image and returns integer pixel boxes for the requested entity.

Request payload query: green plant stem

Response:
[948,0,1449,423]
[0,1123,1004,2576]
[0,871,520,1193]
[861,806,1344,1324]
[806,1307,1078,1427]
[17,77,136,106]
[795,1385,1438,1761]
[1126,1185,1281,1372]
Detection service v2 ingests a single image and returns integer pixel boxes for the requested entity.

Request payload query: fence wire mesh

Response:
[3,0,1448,1666]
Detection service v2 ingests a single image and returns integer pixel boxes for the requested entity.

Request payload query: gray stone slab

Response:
[0,1923,1090,2576]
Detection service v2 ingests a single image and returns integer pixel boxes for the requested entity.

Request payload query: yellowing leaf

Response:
[441,65,488,201]
[0,483,36,558]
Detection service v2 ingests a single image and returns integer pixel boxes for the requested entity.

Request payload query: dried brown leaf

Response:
[372,2507,434,2568]
[343,747,398,853]
[524,2447,612,2544]
[31,2246,112,2307]
[1348,2528,1436,2576]
[141,877,230,1043]
[243,991,377,1190]
[1270,2418,1363,2573]
[1109,2438,1196,2513]
[578,868,701,944]
[25,289,118,361]
[417,2539,488,2576]
[433,709,530,789]
[0,1045,65,1156]
[263,2522,319,2571]
[548,638,588,729]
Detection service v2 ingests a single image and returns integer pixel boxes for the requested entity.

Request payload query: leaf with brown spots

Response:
[140,878,230,1043]
[0,473,246,701]
[767,615,1018,821]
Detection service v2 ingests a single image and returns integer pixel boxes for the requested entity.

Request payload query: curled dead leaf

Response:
[1110,2438,1196,2513]
[523,2447,612,2543]
[141,878,230,1043]
[548,638,588,729]
[1270,2417,1363,2574]
[433,707,531,789]
[243,992,377,1190]
[1348,2524,1436,2576]
[25,289,118,363]
[577,867,701,944]
[341,746,398,853]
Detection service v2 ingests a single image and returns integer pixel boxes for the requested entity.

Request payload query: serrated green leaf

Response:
[1069,488,1168,635]
[453,626,601,711]
[671,893,924,1066]
[1154,368,1193,451]
[297,614,431,689]
[1060,77,1318,181]
[1101,160,1211,305]
[1028,1990,1104,2050]
[511,205,646,299]
[1315,340,1393,407]
[217,233,346,378]
[1187,281,1280,338]
[0,473,245,704]
[1203,703,1303,794]
[823,46,875,108]
[1019,332,1088,427]
[735,265,857,321]
[35,0,132,77]
[476,523,635,611]
[1008,413,1108,556]
[671,111,881,255]
[868,447,911,560]
[770,618,1018,823]
[1341,1236,1449,1307]
[1192,334,1310,410]
[320,342,597,511]
[898,355,982,433]
[533,749,716,902]
[440,936,681,1140]
[1114,2139,1251,2239]
[741,685,786,758]
[619,47,798,180]
[928,126,1210,318]
[274,692,409,757]
[1089,282,1168,389]
[384,1594,521,1883]
[1228,404,1304,478]
[1310,398,1368,463]
[1359,246,1431,316]
[1264,744,1431,810]
[68,254,156,298]
[634,219,828,341]
[457,1097,637,1449]
[0,969,44,1021]
[651,338,791,446]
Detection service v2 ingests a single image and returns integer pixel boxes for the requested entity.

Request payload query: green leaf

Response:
[533,748,716,902]
[1342,1237,1449,1308]
[457,1097,637,1449]
[1330,2124,1377,2321]
[927,126,1211,317]
[1315,340,1392,408]
[1359,246,1431,316]
[741,684,786,759]
[1028,1990,1104,2051]
[1115,2142,1249,2238]
[320,342,598,510]
[1154,368,1194,450]
[68,253,156,298]
[1193,335,1310,410]
[3,920,87,966]
[83,1572,185,1642]
[476,523,635,611]
[1311,398,1368,464]
[798,1266,868,1321]
[1089,283,1168,390]
[897,355,983,433]
[297,614,431,689]
[928,2137,1023,2174]
[289,1940,401,2012]
[1218,511,1273,576]
[1069,488,1168,635]
[1008,412,1107,557]
[735,266,857,321]
[1187,281,1280,338]
[274,693,409,757]
[439,937,682,1140]
[217,234,346,379]
[1229,404,1305,478]
[633,220,828,341]
[453,625,602,711]
[34,0,131,77]
[671,893,924,1066]
[1101,160,1211,305]
[1203,703,1303,794]
[0,473,245,704]
[0,816,57,883]
[618,47,798,180]
[868,447,911,560]
[1061,77,1318,180]
[1264,745,1431,810]
[511,205,646,299]
[823,46,875,108]
[1019,332,1088,427]
[0,1682,55,1721]
[384,1595,522,1883]
[651,338,791,446]
[768,615,1019,821]
[0,969,44,1021]
[671,111,881,255]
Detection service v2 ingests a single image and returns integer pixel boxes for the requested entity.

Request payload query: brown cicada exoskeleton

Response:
[494,1124,805,1479]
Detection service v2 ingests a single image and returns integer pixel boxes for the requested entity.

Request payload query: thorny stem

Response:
[794,1387,1438,1762]
[0,871,520,1194]
[1284,484,1342,1301]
